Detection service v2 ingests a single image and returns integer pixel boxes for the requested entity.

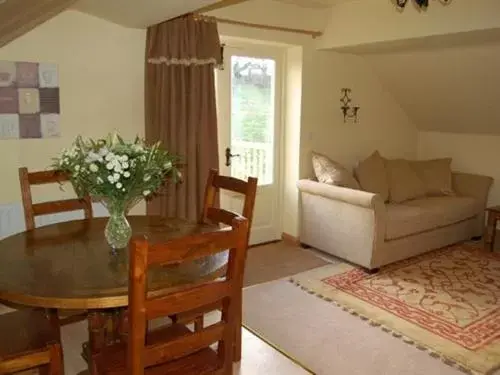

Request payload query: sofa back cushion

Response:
[312,152,360,190]
[354,151,389,202]
[386,159,426,203]
[411,158,454,196]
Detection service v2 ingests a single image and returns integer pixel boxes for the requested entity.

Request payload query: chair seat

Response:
[0,309,59,361]
[146,348,221,375]
[93,324,222,375]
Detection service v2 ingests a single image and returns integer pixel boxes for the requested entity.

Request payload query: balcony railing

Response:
[231,140,273,185]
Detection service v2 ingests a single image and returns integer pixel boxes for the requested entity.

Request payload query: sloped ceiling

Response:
[272,0,346,8]
[365,36,500,135]
[73,0,216,28]
[73,0,249,28]
[0,0,77,48]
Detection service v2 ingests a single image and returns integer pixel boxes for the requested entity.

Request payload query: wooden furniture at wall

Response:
[92,209,248,375]
[484,205,500,251]
[18,167,93,328]
[0,216,229,374]
[0,309,63,374]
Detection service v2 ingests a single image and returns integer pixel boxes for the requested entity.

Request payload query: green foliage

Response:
[233,82,272,143]
[52,133,180,206]
[241,112,268,143]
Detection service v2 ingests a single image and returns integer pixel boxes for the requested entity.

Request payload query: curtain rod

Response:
[196,14,323,39]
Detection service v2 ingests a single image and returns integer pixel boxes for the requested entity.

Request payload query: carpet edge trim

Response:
[287,277,486,375]
[242,323,316,375]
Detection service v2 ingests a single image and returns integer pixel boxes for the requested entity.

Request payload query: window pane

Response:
[230,56,275,185]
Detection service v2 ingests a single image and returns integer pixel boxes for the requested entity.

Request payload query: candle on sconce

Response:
[340,88,360,123]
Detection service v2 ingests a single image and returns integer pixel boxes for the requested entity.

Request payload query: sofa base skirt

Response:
[300,217,478,270]
[372,218,477,268]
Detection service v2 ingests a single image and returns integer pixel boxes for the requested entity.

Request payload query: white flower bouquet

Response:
[53,133,180,249]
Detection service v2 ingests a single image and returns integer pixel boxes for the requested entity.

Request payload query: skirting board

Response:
[281,232,300,246]
[0,201,109,240]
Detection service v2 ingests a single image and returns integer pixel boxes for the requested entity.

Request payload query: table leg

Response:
[485,213,497,252]
[234,289,242,362]
[81,309,128,374]
[83,311,105,374]
[491,220,497,252]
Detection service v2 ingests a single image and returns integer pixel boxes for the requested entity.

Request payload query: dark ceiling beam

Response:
[0,0,77,48]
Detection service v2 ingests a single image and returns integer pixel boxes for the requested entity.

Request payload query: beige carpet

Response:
[289,243,500,375]
[245,242,500,375]
[244,242,329,287]
[243,279,483,375]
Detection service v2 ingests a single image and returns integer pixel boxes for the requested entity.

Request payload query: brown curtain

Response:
[145,15,222,221]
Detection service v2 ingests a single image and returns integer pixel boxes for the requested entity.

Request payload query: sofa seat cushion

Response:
[385,196,479,241]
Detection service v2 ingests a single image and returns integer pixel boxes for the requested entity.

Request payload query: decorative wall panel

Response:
[0,61,60,139]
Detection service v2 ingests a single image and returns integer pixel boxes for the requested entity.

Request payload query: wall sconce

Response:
[340,88,360,123]
[396,0,451,9]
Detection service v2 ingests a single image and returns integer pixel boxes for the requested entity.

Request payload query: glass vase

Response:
[102,199,133,251]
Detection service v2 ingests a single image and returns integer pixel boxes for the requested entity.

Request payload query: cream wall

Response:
[299,49,417,180]
[294,48,418,237]
[366,42,500,135]
[210,0,326,238]
[418,132,500,207]
[210,1,418,237]
[282,46,303,238]
[0,10,146,212]
[208,0,329,39]
[318,0,500,51]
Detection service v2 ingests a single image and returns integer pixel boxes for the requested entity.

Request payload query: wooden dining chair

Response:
[19,167,92,327]
[171,169,258,361]
[0,309,63,374]
[200,169,258,232]
[19,167,93,231]
[92,208,249,375]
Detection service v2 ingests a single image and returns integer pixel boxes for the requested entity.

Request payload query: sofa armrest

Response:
[452,172,493,236]
[297,179,386,269]
[296,179,383,209]
[452,172,493,206]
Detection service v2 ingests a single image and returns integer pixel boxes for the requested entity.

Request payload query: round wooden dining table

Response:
[0,215,228,372]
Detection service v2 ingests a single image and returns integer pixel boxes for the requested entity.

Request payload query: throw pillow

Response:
[311,152,360,190]
[385,159,426,203]
[411,158,454,196]
[354,151,389,201]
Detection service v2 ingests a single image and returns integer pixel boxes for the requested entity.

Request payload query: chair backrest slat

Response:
[147,227,237,266]
[27,170,69,185]
[143,322,226,368]
[32,199,90,217]
[205,207,238,227]
[19,167,93,231]
[200,169,258,231]
[212,175,248,194]
[145,280,230,320]
[127,209,249,375]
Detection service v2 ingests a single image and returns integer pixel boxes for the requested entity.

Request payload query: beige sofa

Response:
[297,171,493,271]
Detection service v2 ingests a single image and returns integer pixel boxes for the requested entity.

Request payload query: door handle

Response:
[225,147,240,167]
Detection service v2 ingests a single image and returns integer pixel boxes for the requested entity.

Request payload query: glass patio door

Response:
[216,43,283,245]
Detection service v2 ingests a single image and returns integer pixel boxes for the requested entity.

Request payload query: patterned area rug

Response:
[290,243,500,375]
